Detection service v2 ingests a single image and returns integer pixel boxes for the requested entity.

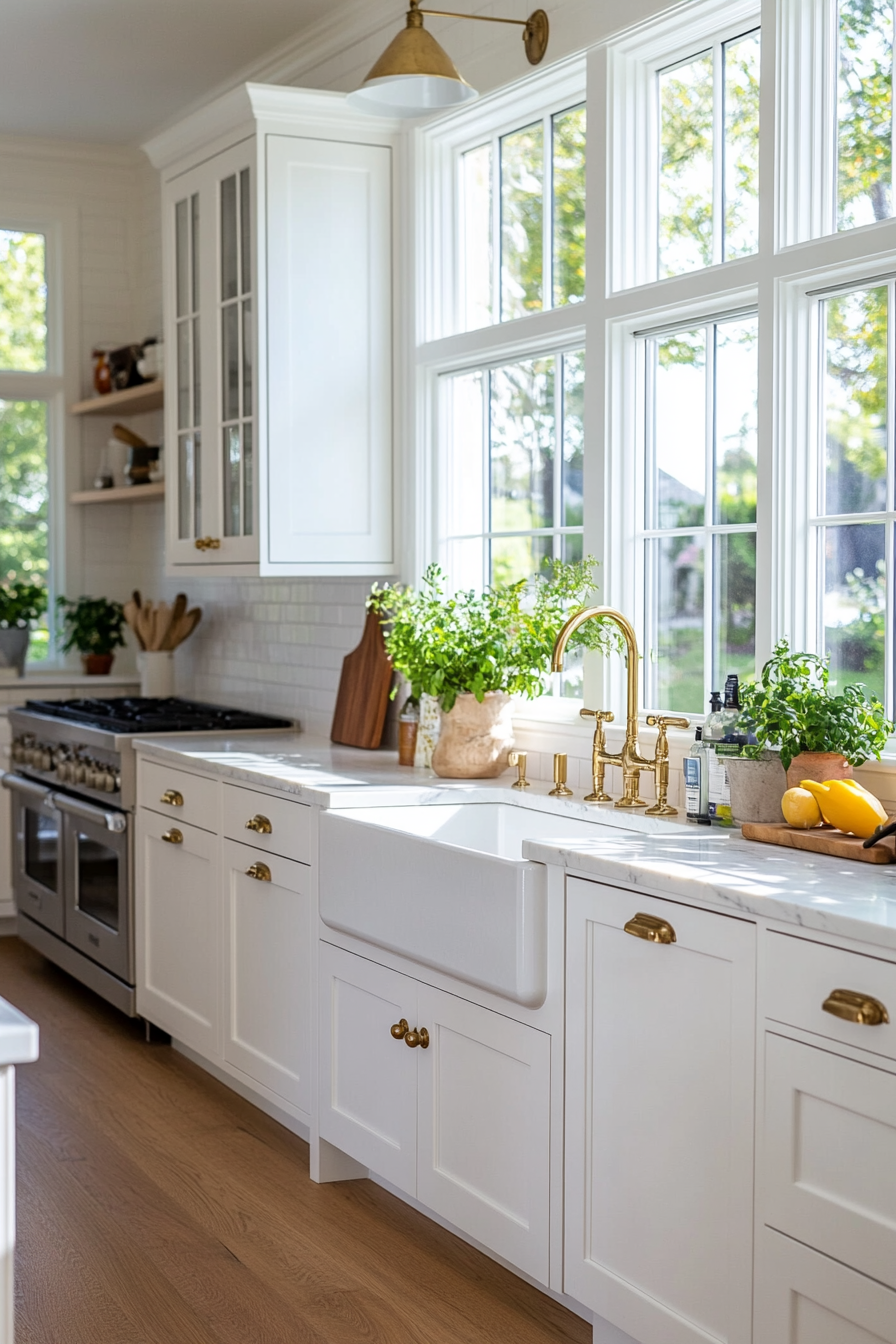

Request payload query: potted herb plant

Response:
[57,595,127,675]
[368,560,618,778]
[737,639,894,791]
[0,579,47,676]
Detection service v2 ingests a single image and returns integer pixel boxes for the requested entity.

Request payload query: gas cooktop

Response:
[22,696,293,735]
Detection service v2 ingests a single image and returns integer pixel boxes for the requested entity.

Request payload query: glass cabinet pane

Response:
[218,163,254,539]
[175,199,189,319]
[240,168,251,294]
[222,302,239,422]
[221,174,238,301]
[174,191,201,540]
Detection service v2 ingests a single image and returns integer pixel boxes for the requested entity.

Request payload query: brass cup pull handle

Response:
[194,536,222,551]
[245,862,272,882]
[624,912,676,944]
[160,789,184,807]
[391,1018,409,1040]
[405,1027,430,1049]
[161,828,184,845]
[245,814,272,834]
[822,988,890,1026]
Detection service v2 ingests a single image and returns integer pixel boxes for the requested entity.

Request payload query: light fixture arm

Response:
[409,0,549,64]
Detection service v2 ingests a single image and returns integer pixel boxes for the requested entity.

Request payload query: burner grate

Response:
[23,697,293,734]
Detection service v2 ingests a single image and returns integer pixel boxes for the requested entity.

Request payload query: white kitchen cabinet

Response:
[147,83,397,577]
[136,807,219,1056]
[564,878,756,1344]
[222,839,311,1114]
[754,1227,896,1344]
[318,941,552,1284]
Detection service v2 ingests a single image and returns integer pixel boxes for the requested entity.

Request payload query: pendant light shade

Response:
[348,2,549,118]
[347,4,477,117]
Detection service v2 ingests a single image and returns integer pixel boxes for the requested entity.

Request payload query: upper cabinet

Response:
[145,85,399,576]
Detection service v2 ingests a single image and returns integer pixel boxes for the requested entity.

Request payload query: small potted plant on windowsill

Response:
[57,595,127,675]
[737,639,894,791]
[368,560,619,778]
[0,579,47,677]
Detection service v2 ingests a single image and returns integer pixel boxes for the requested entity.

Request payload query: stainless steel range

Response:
[2,697,292,1015]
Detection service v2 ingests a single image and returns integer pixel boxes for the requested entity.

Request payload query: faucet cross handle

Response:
[580,708,614,724]
[645,714,690,817]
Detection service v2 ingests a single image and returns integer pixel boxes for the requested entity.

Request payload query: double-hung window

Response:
[0,225,55,661]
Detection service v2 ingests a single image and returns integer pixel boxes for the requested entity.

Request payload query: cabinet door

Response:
[763,1032,896,1292]
[318,942,416,1194]
[263,134,393,574]
[135,808,219,1056]
[565,879,756,1344]
[222,841,311,1114]
[164,140,258,567]
[755,1226,896,1343]
[416,985,551,1285]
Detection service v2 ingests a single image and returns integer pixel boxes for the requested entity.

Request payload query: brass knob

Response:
[405,1027,430,1049]
[509,750,530,790]
[245,814,272,834]
[160,789,184,806]
[194,536,222,551]
[391,1018,409,1040]
[822,988,889,1026]
[245,862,272,882]
[161,828,183,845]
[549,752,573,798]
[194,537,207,551]
[624,912,676,944]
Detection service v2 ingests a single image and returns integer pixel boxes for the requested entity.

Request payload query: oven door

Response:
[57,794,132,983]
[5,774,65,936]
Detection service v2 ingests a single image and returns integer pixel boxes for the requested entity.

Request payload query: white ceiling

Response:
[0,0,335,145]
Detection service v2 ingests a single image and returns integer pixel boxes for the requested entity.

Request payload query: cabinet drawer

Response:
[222,785,310,864]
[763,1032,896,1291]
[755,1226,896,1343]
[138,759,219,834]
[764,930,896,1062]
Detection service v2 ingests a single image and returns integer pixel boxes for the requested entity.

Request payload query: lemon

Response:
[782,787,823,829]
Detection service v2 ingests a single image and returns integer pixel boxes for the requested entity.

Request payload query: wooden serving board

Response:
[741,822,896,864]
[330,608,394,750]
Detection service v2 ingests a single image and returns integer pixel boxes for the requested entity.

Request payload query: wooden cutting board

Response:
[741,821,896,864]
[330,608,394,749]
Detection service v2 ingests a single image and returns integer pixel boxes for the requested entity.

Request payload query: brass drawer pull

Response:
[405,1027,430,1049]
[624,912,676,944]
[245,862,272,882]
[160,789,184,807]
[822,988,890,1026]
[161,828,183,845]
[194,536,222,551]
[245,814,272,834]
[391,1018,409,1040]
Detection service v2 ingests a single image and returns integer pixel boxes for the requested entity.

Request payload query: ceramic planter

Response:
[82,653,115,675]
[785,751,853,792]
[725,754,787,824]
[0,627,30,677]
[431,691,514,779]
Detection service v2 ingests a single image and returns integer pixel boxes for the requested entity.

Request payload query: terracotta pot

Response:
[785,750,853,792]
[431,691,514,779]
[82,653,115,676]
[725,755,787,824]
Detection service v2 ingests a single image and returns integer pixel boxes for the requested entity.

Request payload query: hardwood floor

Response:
[0,938,590,1344]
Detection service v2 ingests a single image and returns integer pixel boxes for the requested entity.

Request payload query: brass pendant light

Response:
[347,0,549,117]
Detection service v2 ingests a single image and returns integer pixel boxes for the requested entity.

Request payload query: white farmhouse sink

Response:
[319,802,618,1007]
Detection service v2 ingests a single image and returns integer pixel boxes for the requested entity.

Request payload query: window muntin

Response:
[837,0,894,231]
[460,104,585,331]
[0,231,47,372]
[642,312,758,712]
[816,283,891,705]
[658,28,760,278]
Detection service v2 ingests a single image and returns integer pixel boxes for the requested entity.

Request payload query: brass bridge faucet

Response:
[551,606,689,812]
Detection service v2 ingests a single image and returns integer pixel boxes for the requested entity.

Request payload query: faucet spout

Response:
[551,606,642,757]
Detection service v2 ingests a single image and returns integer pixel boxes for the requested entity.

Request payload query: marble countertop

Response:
[135,733,896,952]
[0,997,38,1067]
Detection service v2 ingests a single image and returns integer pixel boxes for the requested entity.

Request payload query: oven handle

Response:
[52,792,128,834]
[0,771,54,805]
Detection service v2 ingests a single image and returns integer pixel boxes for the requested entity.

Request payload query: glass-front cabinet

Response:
[165,141,257,566]
[155,85,397,577]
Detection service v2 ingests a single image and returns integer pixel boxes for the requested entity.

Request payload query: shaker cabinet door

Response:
[565,879,756,1344]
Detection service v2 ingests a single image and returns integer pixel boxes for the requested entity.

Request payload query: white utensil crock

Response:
[138,650,175,697]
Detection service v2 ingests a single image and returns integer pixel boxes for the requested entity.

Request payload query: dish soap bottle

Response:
[704,690,733,826]
[684,726,711,825]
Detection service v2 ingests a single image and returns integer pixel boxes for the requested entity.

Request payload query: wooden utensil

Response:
[741,821,895,864]
[331,608,394,750]
[169,607,201,649]
[112,422,148,449]
[161,594,188,650]
[123,600,145,650]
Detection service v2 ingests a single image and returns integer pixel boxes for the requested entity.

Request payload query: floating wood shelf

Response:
[70,482,165,505]
[70,379,164,416]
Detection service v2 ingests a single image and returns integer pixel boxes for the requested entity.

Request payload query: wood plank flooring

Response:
[0,938,591,1344]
